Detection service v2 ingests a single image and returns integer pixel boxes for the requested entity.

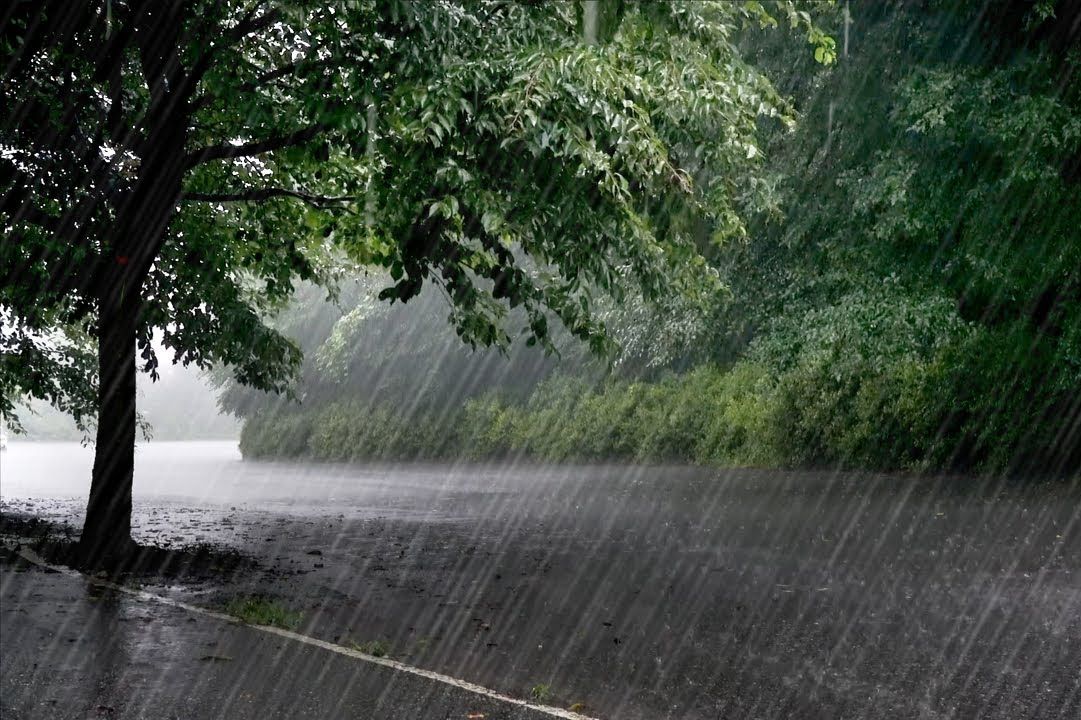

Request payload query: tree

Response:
[714,0,1081,472]
[1,0,830,567]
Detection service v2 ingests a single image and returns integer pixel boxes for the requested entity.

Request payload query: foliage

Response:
[749,288,969,467]
[11,1,1076,478]
[715,0,1081,473]
[240,365,778,466]
[234,2,1080,477]
[220,275,585,427]
[2,0,826,430]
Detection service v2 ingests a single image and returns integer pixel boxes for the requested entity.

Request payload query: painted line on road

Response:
[12,545,600,720]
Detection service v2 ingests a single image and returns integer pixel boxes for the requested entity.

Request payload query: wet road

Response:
[2,441,1080,718]
[0,555,563,720]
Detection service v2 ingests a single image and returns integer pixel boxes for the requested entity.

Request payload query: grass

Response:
[348,638,391,657]
[224,596,302,630]
[408,635,432,656]
[529,683,553,703]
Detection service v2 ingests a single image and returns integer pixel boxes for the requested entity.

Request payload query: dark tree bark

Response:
[76,139,187,569]
[78,287,140,567]
[75,182,183,568]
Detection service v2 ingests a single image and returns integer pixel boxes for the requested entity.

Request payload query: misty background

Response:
[14,354,238,441]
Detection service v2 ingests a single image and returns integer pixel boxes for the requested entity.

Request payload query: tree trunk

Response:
[76,132,187,569]
[73,4,192,569]
[78,292,139,568]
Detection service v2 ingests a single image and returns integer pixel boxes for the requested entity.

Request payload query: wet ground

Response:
[0,550,559,720]
[2,441,1080,718]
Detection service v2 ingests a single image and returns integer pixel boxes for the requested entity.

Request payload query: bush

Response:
[460,368,780,466]
[750,288,970,469]
[925,322,1081,474]
[239,409,314,458]
[237,292,1079,475]
[694,362,781,466]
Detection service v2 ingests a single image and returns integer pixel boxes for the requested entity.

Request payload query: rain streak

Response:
[2,2,1079,719]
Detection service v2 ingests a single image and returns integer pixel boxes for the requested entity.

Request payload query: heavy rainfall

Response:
[1,2,1079,719]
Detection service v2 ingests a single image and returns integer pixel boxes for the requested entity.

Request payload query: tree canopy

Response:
[2,1,836,562]
[1,0,832,431]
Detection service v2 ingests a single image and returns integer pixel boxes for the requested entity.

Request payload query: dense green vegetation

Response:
[236,0,1081,476]
[3,1,833,563]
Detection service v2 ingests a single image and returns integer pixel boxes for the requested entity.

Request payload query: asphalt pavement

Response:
[0,551,574,720]
[1,443,1079,719]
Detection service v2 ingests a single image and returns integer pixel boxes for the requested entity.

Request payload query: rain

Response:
[1,2,1079,719]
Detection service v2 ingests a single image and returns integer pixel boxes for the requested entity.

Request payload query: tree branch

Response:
[184,123,328,168]
[182,187,357,209]
[183,5,283,110]
[189,58,331,114]
[230,6,281,44]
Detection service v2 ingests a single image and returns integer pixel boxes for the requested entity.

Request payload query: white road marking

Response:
[12,546,600,720]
